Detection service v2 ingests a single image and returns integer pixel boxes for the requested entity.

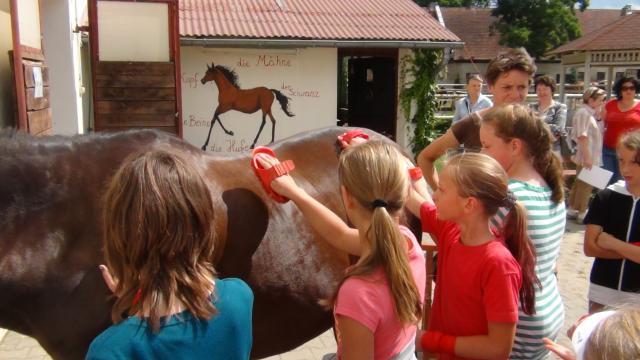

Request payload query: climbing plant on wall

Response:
[400,48,447,155]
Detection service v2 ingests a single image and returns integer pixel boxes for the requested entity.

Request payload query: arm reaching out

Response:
[416,130,460,191]
[406,175,434,219]
[256,154,362,256]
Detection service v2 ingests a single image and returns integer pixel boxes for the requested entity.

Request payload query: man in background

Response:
[451,74,493,124]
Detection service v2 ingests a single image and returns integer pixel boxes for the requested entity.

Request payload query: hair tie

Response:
[372,199,388,208]
[504,190,517,208]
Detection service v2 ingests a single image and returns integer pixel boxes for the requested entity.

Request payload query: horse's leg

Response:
[268,111,277,143]
[250,113,267,149]
[214,115,234,137]
[202,109,220,151]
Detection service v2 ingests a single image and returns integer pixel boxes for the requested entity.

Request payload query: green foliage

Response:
[400,49,448,155]
[491,0,589,58]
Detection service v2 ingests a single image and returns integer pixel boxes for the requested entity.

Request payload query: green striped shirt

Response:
[495,180,566,360]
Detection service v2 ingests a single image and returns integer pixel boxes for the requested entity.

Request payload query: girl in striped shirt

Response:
[480,104,567,359]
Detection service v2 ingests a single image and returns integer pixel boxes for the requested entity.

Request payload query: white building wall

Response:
[396,48,413,154]
[97,2,169,62]
[180,46,338,153]
[41,0,84,134]
[17,0,41,50]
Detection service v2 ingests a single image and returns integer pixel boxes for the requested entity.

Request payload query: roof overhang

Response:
[181,37,464,49]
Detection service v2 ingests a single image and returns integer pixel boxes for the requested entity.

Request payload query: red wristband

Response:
[420,331,442,353]
[420,331,456,354]
[408,167,423,180]
[439,333,456,354]
[631,241,640,247]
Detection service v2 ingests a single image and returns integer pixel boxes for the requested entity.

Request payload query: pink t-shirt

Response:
[334,226,426,359]
[421,202,521,360]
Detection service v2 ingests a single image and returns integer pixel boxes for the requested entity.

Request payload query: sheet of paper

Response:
[577,166,613,189]
[33,66,43,98]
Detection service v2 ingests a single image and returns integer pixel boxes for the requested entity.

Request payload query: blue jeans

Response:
[602,146,621,184]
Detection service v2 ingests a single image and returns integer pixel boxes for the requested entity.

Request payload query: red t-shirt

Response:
[420,202,521,360]
[603,99,640,148]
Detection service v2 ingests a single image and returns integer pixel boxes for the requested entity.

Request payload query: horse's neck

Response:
[214,76,238,94]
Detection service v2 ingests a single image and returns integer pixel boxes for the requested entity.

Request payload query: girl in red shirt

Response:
[602,76,640,182]
[406,153,537,360]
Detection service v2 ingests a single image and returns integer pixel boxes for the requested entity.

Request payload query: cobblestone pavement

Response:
[0,220,591,360]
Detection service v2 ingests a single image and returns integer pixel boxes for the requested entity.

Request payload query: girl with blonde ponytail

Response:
[255,140,425,359]
[406,153,535,359]
[479,104,566,359]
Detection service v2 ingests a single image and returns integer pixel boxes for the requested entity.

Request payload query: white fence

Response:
[435,86,585,125]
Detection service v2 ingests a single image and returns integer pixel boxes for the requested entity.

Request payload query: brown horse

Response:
[0,127,418,359]
[200,63,295,151]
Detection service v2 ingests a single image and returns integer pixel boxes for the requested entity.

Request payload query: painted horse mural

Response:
[0,127,419,359]
[200,63,295,151]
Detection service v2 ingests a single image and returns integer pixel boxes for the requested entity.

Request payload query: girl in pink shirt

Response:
[406,153,538,360]
[256,140,426,359]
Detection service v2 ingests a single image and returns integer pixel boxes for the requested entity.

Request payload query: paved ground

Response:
[0,220,591,360]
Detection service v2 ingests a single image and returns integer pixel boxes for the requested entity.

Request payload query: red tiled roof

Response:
[577,9,621,36]
[440,7,504,61]
[550,12,640,54]
[179,0,460,42]
[441,7,626,61]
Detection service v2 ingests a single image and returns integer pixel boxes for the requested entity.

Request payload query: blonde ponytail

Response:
[369,206,422,323]
[333,141,422,324]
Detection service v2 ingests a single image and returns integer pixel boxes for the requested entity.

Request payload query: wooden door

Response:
[89,0,182,136]
[348,57,397,140]
[9,0,52,135]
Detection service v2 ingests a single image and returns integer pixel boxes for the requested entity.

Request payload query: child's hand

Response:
[99,265,118,293]
[411,175,431,198]
[542,338,576,360]
[339,136,368,149]
[255,153,301,200]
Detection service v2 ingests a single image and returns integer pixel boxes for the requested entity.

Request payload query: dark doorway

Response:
[338,49,398,140]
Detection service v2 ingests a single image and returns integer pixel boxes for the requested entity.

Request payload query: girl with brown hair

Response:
[406,152,536,359]
[479,104,566,359]
[87,149,253,360]
[254,140,425,359]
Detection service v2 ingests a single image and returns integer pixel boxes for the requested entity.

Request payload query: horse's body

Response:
[200,63,295,151]
[0,127,381,359]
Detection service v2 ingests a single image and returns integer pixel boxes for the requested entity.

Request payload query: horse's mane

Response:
[215,65,241,89]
